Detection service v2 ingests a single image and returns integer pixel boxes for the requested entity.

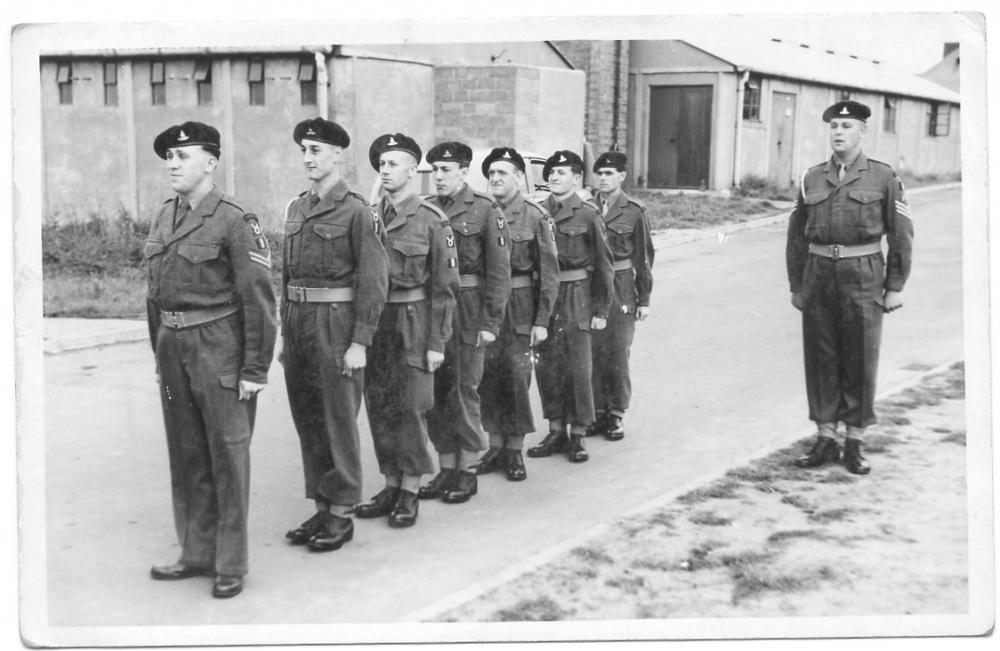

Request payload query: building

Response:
[921,42,960,93]
[40,43,584,228]
[625,38,962,191]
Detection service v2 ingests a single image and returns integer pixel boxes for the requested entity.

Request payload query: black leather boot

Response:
[567,435,589,463]
[794,436,840,468]
[441,470,478,504]
[505,449,527,481]
[604,415,625,441]
[843,438,871,475]
[353,486,399,519]
[388,489,419,528]
[470,447,504,475]
[527,430,568,458]
[418,468,456,500]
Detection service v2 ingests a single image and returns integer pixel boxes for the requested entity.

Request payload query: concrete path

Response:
[34,186,963,640]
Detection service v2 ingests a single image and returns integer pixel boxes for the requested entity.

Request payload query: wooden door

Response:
[768,92,797,187]
[647,85,712,188]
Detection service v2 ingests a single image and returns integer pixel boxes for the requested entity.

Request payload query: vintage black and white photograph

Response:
[8,2,995,648]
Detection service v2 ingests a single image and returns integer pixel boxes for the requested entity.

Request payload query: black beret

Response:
[481,147,525,178]
[542,150,584,181]
[822,101,871,123]
[426,141,473,167]
[153,121,220,159]
[293,117,350,148]
[594,151,628,172]
[368,133,422,171]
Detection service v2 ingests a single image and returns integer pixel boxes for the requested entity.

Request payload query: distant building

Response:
[921,42,960,93]
[40,43,584,227]
[624,38,961,191]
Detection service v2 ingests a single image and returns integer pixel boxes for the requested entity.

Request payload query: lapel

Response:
[440,183,471,221]
[603,191,627,224]
[304,178,349,220]
[383,193,419,233]
[504,192,525,223]
[163,185,221,247]
[840,152,868,187]
[548,192,578,223]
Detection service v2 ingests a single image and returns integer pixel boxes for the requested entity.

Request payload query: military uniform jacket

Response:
[433,183,512,337]
[500,191,560,332]
[144,185,277,384]
[544,192,615,320]
[600,190,655,307]
[282,178,389,346]
[378,192,460,353]
[786,152,914,293]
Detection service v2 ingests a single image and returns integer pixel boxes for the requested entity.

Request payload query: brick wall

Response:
[434,66,519,147]
[551,40,630,156]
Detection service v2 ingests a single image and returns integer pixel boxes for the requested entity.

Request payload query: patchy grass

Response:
[689,511,732,527]
[44,269,148,319]
[940,431,967,446]
[631,190,789,231]
[733,173,797,201]
[679,540,731,571]
[780,494,815,513]
[492,596,570,622]
[809,507,851,523]
[676,479,742,504]
[570,546,615,565]
[766,529,829,545]
[731,563,834,605]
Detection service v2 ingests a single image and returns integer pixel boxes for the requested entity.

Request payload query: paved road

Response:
[38,188,963,632]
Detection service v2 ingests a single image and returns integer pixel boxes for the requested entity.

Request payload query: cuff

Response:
[427,336,446,354]
[351,323,376,347]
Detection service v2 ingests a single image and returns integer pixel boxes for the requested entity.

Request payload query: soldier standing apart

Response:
[281,118,389,552]
[473,147,559,481]
[589,152,655,441]
[144,122,277,598]
[419,142,511,504]
[354,133,460,527]
[528,150,614,463]
[786,101,913,474]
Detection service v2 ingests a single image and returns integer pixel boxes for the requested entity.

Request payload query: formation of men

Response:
[144,97,910,598]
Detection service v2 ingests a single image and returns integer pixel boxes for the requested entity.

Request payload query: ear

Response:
[205,156,219,173]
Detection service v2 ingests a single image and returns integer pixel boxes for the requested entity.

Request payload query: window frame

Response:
[248,57,265,106]
[928,102,951,137]
[742,75,762,121]
[56,61,73,105]
[882,96,897,134]
[150,60,166,106]
[103,61,119,106]
[194,59,213,106]
[298,58,317,106]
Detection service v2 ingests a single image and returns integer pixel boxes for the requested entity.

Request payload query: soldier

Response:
[354,133,459,528]
[528,150,614,463]
[281,118,388,552]
[473,147,559,481]
[786,100,913,475]
[589,152,655,441]
[144,121,277,598]
[419,141,511,504]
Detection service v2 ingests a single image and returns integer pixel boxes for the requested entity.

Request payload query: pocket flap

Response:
[313,223,349,240]
[558,224,587,237]
[218,373,239,389]
[510,229,533,242]
[143,240,165,258]
[608,222,635,235]
[177,242,221,263]
[391,239,430,257]
[848,190,884,205]
[804,192,831,206]
[284,220,304,236]
[456,221,482,236]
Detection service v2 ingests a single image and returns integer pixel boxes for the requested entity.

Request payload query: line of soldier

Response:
[142,117,655,598]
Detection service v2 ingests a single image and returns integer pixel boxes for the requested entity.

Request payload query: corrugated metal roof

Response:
[683,37,960,104]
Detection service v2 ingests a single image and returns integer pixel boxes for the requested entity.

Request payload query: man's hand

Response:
[477,330,496,347]
[883,290,904,313]
[342,342,367,376]
[636,306,651,321]
[238,380,266,401]
[275,338,284,366]
[591,316,607,331]
[529,326,548,347]
[791,291,805,312]
[426,350,445,372]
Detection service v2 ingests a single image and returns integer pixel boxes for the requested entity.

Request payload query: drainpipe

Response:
[733,68,749,191]
[315,50,330,119]
[611,40,622,151]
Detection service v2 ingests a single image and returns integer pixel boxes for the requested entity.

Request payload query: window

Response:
[298,58,317,106]
[742,76,761,120]
[103,61,118,106]
[928,102,951,137]
[151,60,166,106]
[194,59,212,106]
[838,88,851,101]
[248,58,265,106]
[56,61,73,105]
[882,96,897,134]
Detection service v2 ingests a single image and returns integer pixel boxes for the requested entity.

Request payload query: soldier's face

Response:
[829,118,866,157]
[379,150,417,192]
[595,167,626,194]
[300,139,342,183]
[432,161,467,197]
[165,146,216,196]
[547,166,579,197]
[488,161,522,201]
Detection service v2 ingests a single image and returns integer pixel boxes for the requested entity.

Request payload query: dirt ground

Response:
[436,363,968,621]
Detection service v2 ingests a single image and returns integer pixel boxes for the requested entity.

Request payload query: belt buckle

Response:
[830,244,841,260]
[163,311,182,328]
[289,286,305,302]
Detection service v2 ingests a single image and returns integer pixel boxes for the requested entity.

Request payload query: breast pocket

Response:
[389,238,430,287]
[283,220,305,269]
[847,190,885,238]
[177,241,223,291]
[454,221,483,272]
[508,228,535,272]
[606,222,635,258]
[312,222,352,276]
[803,191,832,240]
[143,239,166,283]
[556,223,588,266]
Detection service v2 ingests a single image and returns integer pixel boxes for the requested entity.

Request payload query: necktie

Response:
[173,199,190,232]
[308,192,321,210]
[838,164,847,181]
[384,204,397,224]
[600,196,609,217]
